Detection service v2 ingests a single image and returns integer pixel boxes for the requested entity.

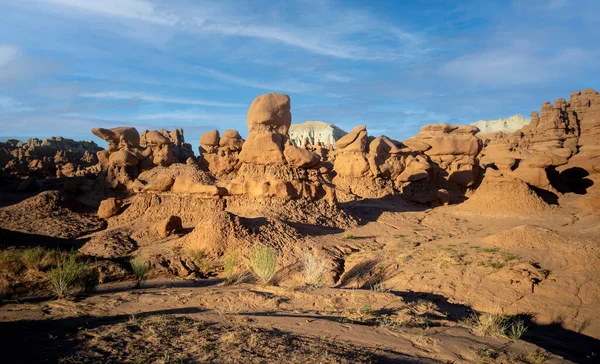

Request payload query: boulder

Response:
[156,215,183,238]
[98,198,122,219]
[200,130,220,146]
[284,145,320,168]
[143,174,174,192]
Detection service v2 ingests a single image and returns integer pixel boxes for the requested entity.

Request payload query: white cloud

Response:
[80,91,245,107]
[40,0,177,25]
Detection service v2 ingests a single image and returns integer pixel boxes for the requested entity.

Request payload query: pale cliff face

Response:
[471,114,531,133]
[288,121,348,147]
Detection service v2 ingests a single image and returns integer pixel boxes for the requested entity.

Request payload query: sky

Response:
[0,0,598,151]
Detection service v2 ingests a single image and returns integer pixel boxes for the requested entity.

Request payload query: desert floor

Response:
[1,189,599,363]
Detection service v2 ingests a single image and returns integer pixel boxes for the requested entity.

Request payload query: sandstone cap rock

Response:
[200,130,220,146]
[246,93,292,133]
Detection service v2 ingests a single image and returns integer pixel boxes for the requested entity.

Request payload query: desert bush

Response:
[474,311,511,337]
[507,319,527,342]
[21,247,48,270]
[249,246,277,285]
[130,257,151,288]
[301,251,328,287]
[223,253,237,280]
[342,233,357,240]
[49,255,98,299]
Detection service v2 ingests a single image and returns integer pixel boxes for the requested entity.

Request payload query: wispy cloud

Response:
[441,44,592,86]
[80,91,245,107]
[134,111,244,121]
[40,0,177,25]
[0,96,33,113]
[35,0,427,61]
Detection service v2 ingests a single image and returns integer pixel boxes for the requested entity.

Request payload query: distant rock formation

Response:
[0,136,103,178]
[471,114,531,134]
[289,121,347,147]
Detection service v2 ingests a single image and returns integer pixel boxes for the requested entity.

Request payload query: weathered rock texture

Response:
[289,121,347,147]
[92,127,193,189]
[479,88,600,194]
[0,137,102,178]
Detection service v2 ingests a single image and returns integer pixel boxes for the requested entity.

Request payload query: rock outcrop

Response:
[479,88,600,193]
[471,114,531,134]
[0,136,102,179]
[92,126,194,189]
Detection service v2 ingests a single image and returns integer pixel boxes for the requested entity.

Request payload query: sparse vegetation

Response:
[301,251,329,287]
[49,254,98,299]
[0,250,25,274]
[475,345,499,362]
[21,247,47,270]
[249,246,277,285]
[507,319,527,342]
[130,257,151,288]
[467,310,529,342]
[525,349,549,363]
[342,233,358,240]
[221,252,249,285]
[187,249,213,275]
[223,253,237,282]
[473,311,511,336]
[478,261,504,269]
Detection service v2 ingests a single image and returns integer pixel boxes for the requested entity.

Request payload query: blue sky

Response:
[0,0,598,150]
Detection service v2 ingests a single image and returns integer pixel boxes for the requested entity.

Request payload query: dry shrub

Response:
[301,251,328,287]
[49,255,98,299]
[130,257,151,288]
[249,246,277,285]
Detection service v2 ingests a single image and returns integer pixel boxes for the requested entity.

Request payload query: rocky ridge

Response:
[289,120,347,147]
[471,114,531,134]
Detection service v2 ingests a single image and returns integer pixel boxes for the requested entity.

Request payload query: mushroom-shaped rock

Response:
[284,145,321,168]
[98,198,122,219]
[92,127,140,146]
[246,93,291,133]
[200,130,220,146]
[335,125,366,149]
[156,215,183,238]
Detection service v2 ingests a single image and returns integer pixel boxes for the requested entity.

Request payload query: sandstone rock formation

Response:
[239,93,291,165]
[289,121,347,147]
[471,114,531,134]
[92,126,193,189]
[479,88,600,194]
[0,136,102,179]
